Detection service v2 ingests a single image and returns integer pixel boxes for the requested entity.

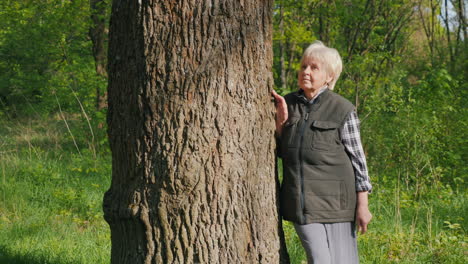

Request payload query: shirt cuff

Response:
[356,181,373,193]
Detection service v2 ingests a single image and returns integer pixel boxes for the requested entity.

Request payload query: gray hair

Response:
[301,40,343,90]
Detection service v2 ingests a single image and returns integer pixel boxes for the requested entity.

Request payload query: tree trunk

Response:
[443,0,454,66]
[285,40,296,89]
[454,0,467,57]
[279,1,286,90]
[103,1,289,263]
[458,0,467,42]
[89,0,108,110]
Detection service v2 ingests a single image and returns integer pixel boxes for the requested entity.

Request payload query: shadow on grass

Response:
[0,245,73,264]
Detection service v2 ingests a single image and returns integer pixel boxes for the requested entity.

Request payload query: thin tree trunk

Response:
[279,1,286,90]
[418,0,435,61]
[355,81,359,111]
[89,0,108,110]
[103,1,289,263]
[453,0,467,57]
[430,0,442,61]
[285,41,296,89]
[318,5,324,41]
[346,0,373,59]
[443,0,454,65]
[458,0,467,41]
[321,0,331,44]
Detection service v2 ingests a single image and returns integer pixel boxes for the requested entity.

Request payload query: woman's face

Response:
[298,57,332,92]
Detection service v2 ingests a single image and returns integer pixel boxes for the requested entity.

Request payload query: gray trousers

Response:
[293,222,359,264]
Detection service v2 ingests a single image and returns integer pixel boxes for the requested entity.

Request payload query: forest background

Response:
[0,0,466,263]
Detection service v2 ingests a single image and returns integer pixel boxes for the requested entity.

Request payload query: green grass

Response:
[356,189,467,263]
[283,178,467,263]
[0,116,111,264]
[0,116,466,263]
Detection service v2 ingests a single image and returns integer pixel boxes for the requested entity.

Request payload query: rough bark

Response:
[89,0,108,110]
[103,0,289,263]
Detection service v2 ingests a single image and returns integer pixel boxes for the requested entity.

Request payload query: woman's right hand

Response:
[271,90,288,136]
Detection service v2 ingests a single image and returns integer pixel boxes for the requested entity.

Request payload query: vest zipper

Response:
[298,105,312,223]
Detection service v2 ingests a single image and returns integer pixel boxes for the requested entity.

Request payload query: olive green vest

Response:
[279,89,356,224]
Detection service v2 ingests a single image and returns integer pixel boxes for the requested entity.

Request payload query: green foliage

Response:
[364,66,466,200]
[0,0,110,156]
[5,118,461,264]
[273,0,466,197]
[284,184,467,264]
[0,0,465,262]
[0,0,106,117]
[273,1,467,262]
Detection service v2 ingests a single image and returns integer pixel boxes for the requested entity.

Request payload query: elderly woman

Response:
[272,41,372,264]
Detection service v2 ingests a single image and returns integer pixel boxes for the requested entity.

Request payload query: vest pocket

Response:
[282,117,300,147]
[309,120,341,151]
[303,179,346,211]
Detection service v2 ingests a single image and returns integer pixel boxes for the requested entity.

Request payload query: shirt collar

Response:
[297,85,329,104]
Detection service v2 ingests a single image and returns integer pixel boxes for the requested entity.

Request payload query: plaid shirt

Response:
[341,111,372,192]
[298,87,372,192]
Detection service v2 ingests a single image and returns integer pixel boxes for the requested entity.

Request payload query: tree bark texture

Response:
[103,1,289,263]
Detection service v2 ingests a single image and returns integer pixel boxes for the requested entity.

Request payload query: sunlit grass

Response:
[285,193,467,264]
[0,117,111,264]
[0,117,466,263]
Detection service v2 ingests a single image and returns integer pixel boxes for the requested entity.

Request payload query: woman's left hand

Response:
[271,90,288,136]
[356,191,372,234]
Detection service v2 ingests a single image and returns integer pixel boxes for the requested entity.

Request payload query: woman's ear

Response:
[326,75,333,85]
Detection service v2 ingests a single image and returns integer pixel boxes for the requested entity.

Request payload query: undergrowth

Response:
[0,116,466,263]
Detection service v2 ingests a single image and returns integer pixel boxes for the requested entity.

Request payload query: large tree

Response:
[103,1,289,263]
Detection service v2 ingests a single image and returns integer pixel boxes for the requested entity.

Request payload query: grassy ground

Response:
[0,117,466,263]
[0,116,111,264]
